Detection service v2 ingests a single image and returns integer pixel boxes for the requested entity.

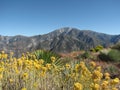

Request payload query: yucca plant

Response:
[27,50,61,64]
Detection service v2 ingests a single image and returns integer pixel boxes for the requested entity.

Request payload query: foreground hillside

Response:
[0,50,120,90]
[0,27,120,57]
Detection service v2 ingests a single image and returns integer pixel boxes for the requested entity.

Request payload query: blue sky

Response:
[0,0,120,36]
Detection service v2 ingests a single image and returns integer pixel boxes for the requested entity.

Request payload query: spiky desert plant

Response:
[27,50,60,64]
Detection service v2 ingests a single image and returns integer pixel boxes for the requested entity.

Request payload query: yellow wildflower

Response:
[111,78,119,85]
[22,72,28,79]
[40,72,46,77]
[33,82,38,87]
[104,72,110,80]
[0,74,3,80]
[96,66,101,71]
[17,59,23,66]
[46,63,51,70]
[39,59,44,64]
[74,82,83,90]
[0,67,4,73]
[21,87,27,90]
[9,79,13,83]
[90,61,96,67]
[104,72,110,77]
[92,70,103,80]
[51,56,56,63]
[65,63,71,69]
[112,87,118,90]
[75,64,80,72]
[90,83,100,90]
[34,63,40,70]
[101,81,109,90]
[39,66,47,77]
[79,61,85,69]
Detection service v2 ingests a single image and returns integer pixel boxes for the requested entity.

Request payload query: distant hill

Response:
[0,27,120,57]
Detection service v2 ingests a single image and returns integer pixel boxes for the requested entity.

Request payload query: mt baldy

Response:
[0,27,120,57]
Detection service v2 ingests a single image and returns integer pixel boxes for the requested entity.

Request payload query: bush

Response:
[98,52,109,62]
[108,49,120,62]
[95,45,104,52]
[90,45,104,52]
[0,51,119,90]
[99,49,120,62]
[81,51,90,59]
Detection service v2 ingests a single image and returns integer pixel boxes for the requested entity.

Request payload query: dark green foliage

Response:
[30,50,60,63]
[98,52,109,62]
[81,51,90,59]
[76,51,91,59]
[108,49,120,62]
[99,49,120,62]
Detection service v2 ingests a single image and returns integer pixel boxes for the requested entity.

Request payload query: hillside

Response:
[0,27,120,57]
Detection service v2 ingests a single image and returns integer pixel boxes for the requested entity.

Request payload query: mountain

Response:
[0,27,120,57]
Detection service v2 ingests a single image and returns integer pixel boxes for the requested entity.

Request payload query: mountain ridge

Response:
[0,27,120,57]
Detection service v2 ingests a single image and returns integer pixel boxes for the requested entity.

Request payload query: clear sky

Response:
[0,0,120,36]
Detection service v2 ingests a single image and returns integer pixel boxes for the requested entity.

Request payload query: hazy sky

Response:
[0,0,120,36]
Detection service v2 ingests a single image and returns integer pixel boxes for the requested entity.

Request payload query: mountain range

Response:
[0,27,120,57]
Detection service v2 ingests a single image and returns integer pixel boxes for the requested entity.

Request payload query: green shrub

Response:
[90,45,103,52]
[107,49,120,62]
[99,49,120,62]
[95,45,104,52]
[81,51,90,59]
[98,52,109,62]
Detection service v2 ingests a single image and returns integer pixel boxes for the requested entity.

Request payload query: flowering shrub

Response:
[0,51,119,90]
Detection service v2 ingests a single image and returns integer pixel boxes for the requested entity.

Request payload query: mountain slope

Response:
[0,27,120,57]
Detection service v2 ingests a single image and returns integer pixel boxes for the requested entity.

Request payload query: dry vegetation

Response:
[0,50,120,90]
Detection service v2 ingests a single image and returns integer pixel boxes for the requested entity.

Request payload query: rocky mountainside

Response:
[0,27,120,57]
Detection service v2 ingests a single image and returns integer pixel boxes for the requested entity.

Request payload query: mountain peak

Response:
[47,27,81,37]
[54,27,80,33]
[56,27,73,33]
[0,27,120,57]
